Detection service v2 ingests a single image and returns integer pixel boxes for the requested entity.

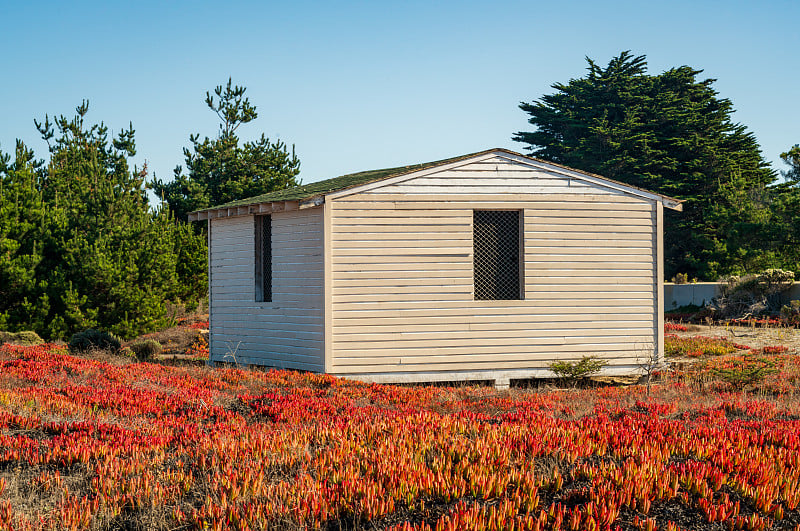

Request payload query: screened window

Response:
[473,210,522,300]
[255,215,272,302]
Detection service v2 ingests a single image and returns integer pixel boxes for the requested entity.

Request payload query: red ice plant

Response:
[0,344,800,530]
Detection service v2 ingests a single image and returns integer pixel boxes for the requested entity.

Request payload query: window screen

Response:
[255,215,272,302]
[473,210,521,300]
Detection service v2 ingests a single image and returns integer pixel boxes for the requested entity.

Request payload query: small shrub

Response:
[708,355,778,391]
[781,300,800,326]
[15,331,44,345]
[129,340,163,361]
[671,273,689,284]
[68,329,122,353]
[0,331,44,345]
[710,269,795,320]
[549,356,607,385]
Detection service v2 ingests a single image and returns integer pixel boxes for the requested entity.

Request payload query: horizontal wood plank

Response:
[332,301,654,311]
[333,195,645,207]
[331,357,643,374]
[333,329,654,342]
[333,200,653,211]
[332,315,653,327]
[210,207,325,369]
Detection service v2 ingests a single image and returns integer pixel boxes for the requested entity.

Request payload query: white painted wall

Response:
[329,155,658,382]
[209,207,324,370]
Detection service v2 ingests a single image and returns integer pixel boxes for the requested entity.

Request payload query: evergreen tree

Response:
[0,141,47,331]
[771,145,800,271]
[153,79,300,221]
[781,145,800,182]
[0,102,207,339]
[514,52,777,279]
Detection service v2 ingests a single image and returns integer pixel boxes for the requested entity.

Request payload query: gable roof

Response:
[188,148,682,221]
[204,149,497,209]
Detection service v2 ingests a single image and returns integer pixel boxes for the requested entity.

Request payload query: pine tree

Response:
[781,145,800,182]
[0,141,47,331]
[770,146,800,271]
[514,52,777,279]
[0,102,208,339]
[153,79,300,221]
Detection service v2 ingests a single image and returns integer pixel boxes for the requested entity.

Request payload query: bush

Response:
[68,329,122,353]
[671,273,689,284]
[781,300,800,326]
[549,356,607,385]
[708,355,778,391]
[129,340,163,361]
[0,331,44,346]
[709,269,795,320]
[16,331,44,345]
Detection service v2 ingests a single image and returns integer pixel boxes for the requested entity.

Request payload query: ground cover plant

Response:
[1,344,800,530]
[665,334,751,358]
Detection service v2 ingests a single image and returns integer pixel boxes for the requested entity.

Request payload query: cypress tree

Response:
[514,52,777,279]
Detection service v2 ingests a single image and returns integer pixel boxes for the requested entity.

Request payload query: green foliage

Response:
[0,141,46,333]
[514,51,781,280]
[549,356,607,383]
[68,329,122,353]
[129,339,163,361]
[0,102,208,340]
[0,330,43,346]
[153,79,300,222]
[781,145,800,182]
[768,146,800,273]
[671,273,690,284]
[708,355,777,391]
[781,300,800,325]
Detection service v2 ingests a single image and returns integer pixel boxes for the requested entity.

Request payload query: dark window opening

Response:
[473,210,522,300]
[255,215,272,302]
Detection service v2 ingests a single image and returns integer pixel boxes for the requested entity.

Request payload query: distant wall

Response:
[664,282,800,310]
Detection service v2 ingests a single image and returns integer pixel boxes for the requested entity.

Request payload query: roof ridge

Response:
[191,148,682,215]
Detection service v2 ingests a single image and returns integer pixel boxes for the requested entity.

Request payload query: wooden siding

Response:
[209,208,324,371]
[329,156,657,378]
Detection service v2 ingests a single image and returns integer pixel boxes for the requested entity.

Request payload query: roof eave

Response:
[187,200,307,222]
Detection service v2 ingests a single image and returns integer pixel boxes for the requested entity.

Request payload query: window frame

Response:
[472,209,524,301]
[254,214,272,303]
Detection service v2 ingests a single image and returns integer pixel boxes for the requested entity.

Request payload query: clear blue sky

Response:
[2,0,798,192]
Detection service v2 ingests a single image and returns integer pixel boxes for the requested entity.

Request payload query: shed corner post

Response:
[206,217,214,367]
[656,201,665,366]
[323,199,334,374]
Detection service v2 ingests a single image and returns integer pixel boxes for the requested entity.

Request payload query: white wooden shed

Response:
[189,149,682,387]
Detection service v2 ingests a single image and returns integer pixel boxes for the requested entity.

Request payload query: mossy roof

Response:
[195,148,682,213]
[205,149,497,210]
